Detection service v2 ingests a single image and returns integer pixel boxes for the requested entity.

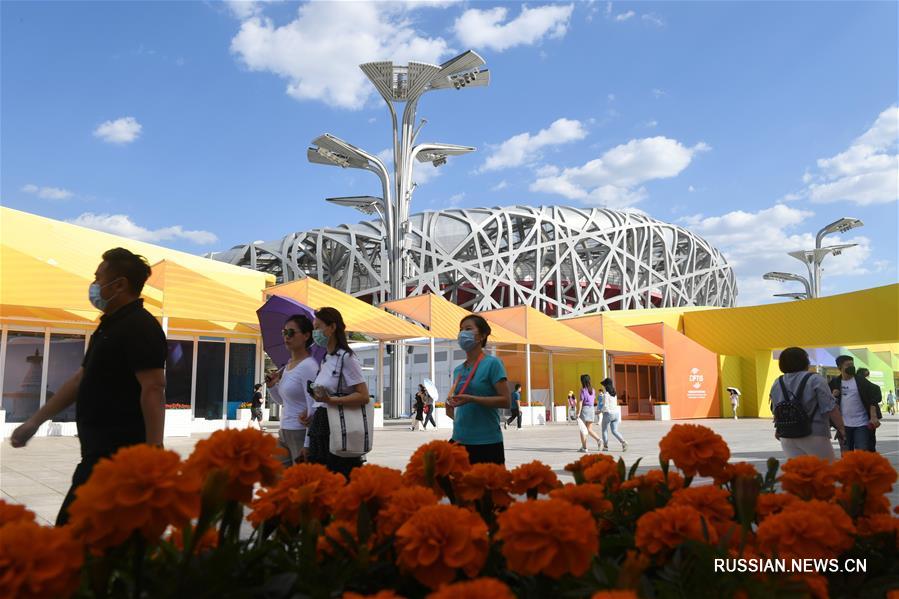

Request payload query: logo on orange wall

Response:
[688,368,706,399]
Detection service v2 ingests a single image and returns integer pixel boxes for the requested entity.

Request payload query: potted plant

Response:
[652,400,671,421]
[164,403,191,437]
[236,402,253,423]
[372,401,384,428]
[433,401,452,429]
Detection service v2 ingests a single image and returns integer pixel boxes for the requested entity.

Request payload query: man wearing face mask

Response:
[9,248,167,525]
[829,355,881,452]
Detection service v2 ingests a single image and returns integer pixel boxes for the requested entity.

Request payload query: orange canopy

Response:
[560,313,663,356]
[479,305,602,351]
[382,293,527,344]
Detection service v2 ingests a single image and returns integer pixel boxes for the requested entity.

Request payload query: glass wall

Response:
[226,343,256,419]
[165,340,194,407]
[1,332,45,423]
[195,341,225,420]
[48,334,86,422]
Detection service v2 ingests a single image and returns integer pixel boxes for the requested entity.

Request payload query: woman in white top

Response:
[599,377,627,452]
[306,307,370,478]
[265,314,318,466]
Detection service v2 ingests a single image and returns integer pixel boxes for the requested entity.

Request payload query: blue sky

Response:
[2,1,896,305]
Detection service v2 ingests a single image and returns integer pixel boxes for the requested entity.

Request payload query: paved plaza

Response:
[2,416,897,526]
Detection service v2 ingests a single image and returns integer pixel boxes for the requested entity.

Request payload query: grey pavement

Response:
[2,416,896,526]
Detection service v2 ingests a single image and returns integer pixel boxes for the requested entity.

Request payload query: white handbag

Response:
[325,353,374,458]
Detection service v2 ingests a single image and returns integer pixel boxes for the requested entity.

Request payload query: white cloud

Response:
[230,3,450,110]
[70,213,217,245]
[642,13,665,27]
[453,4,574,52]
[491,180,508,191]
[804,105,898,206]
[688,185,695,193]
[614,10,635,22]
[226,1,264,20]
[607,93,615,102]
[93,116,142,144]
[480,118,587,172]
[682,204,872,306]
[643,119,658,128]
[530,136,709,209]
[448,192,465,207]
[651,88,666,98]
[22,184,73,200]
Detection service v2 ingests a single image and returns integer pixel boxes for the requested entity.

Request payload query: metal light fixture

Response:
[763,271,813,299]
[773,292,810,301]
[325,196,384,217]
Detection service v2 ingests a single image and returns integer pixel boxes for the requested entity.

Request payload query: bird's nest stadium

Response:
[211,205,737,315]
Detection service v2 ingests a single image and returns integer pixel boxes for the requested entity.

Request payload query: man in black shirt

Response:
[10,248,167,525]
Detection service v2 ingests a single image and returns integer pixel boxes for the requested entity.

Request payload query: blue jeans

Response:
[601,412,625,447]
[844,425,874,452]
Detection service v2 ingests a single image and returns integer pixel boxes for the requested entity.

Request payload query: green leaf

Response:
[627,457,643,480]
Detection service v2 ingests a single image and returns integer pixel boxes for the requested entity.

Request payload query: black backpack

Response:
[773,373,816,438]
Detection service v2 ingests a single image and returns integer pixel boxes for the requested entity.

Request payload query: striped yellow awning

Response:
[382,294,527,344]
[266,277,431,341]
[560,313,663,356]
[479,305,602,351]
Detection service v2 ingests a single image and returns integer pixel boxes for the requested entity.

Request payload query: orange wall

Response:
[629,323,721,419]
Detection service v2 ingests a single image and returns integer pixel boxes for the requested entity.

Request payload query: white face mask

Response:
[88,278,122,311]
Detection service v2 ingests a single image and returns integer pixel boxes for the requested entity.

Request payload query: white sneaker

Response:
[578,447,589,453]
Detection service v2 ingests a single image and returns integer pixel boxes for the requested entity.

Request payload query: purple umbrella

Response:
[257,295,325,368]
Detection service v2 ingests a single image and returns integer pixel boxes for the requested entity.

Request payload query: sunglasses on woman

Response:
[281,328,298,338]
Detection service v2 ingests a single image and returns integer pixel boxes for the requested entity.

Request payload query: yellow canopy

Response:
[479,305,602,351]
[382,293,527,344]
[266,277,431,341]
[1,245,97,312]
[560,313,663,356]
[146,260,263,326]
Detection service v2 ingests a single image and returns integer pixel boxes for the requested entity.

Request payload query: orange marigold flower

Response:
[0,500,35,527]
[332,465,405,520]
[565,453,615,474]
[635,505,718,556]
[755,493,799,521]
[832,486,891,516]
[404,440,471,496]
[620,469,685,492]
[583,460,621,491]
[591,592,639,599]
[395,504,488,589]
[716,461,759,485]
[454,463,513,507]
[0,520,83,599]
[832,451,897,496]
[425,577,515,599]
[167,526,219,554]
[343,592,405,599]
[377,486,440,540]
[669,486,735,527]
[658,424,730,479]
[756,500,855,559]
[247,463,345,528]
[778,455,836,500]
[69,445,201,551]
[318,519,366,559]
[856,514,899,546]
[509,461,560,497]
[496,498,598,579]
[550,483,612,516]
[185,428,284,504]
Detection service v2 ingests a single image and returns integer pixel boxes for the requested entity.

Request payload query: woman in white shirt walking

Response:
[307,307,370,478]
[265,314,318,466]
[599,377,627,452]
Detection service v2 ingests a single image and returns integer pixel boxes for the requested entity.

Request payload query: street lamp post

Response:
[308,51,490,417]
[787,217,864,298]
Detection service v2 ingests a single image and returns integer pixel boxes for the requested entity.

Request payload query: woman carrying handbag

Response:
[305,307,371,478]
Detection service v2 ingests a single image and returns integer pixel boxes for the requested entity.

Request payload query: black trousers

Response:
[56,453,105,526]
[423,412,437,428]
[307,406,361,478]
[461,441,505,465]
[506,409,521,428]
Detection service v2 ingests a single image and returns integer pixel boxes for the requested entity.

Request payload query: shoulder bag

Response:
[326,352,374,458]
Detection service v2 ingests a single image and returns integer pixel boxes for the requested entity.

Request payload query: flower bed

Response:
[1,424,896,598]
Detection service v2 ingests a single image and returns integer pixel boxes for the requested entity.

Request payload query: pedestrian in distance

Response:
[770,347,846,461]
[829,355,881,452]
[887,389,896,416]
[729,388,740,419]
[505,383,522,429]
[599,378,628,452]
[446,315,510,465]
[249,383,265,430]
[10,248,167,526]
[266,314,317,465]
[412,385,425,431]
[576,375,603,452]
[422,388,437,429]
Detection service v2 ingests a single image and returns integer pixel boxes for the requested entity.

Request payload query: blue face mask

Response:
[457,330,478,351]
[88,279,121,312]
[312,329,329,348]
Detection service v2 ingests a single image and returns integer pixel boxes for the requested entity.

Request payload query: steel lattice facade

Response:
[211,205,737,315]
